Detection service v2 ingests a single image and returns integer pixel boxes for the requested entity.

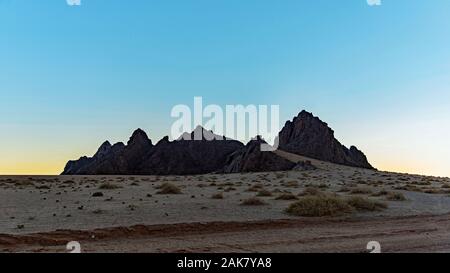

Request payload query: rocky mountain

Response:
[136,126,244,175]
[62,127,243,175]
[62,110,373,175]
[278,110,373,169]
[222,136,296,173]
[62,129,153,175]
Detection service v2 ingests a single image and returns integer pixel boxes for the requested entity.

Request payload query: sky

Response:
[0,0,449,176]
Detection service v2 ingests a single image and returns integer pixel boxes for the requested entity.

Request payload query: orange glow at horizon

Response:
[1,158,448,178]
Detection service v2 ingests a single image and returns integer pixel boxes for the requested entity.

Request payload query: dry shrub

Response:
[283,181,299,188]
[386,192,406,201]
[298,187,324,197]
[346,196,387,211]
[246,184,263,192]
[275,193,298,200]
[286,195,388,217]
[257,189,273,197]
[211,192,224,199]
[98,182,122,190]
[350,187,373,195]
[156,183,182,194]
[285,196,352,217]
[241,197,266,206]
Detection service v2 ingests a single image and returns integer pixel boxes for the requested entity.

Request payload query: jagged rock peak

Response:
[279,110,373,169]
[127,128,152,146]
[156,136,170,145]
[94,141,112,158]
[178,125,226,141]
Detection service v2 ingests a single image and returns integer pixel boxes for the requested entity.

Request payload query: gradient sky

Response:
[1,0,449,176]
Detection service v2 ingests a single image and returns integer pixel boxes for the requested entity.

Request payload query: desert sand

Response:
[1,152,450,253]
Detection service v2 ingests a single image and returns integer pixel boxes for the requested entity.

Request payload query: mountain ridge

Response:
[62,110,373,175]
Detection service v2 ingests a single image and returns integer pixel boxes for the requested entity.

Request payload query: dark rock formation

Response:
[62,127,243,175]
[278,110,373,169]
[136,127,244,175]
[62,110,373,175]
[222,136,296,173]
[62,129,151,175]
[122,129,153,173]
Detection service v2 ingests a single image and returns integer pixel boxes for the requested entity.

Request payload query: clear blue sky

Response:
[1,0,449,176]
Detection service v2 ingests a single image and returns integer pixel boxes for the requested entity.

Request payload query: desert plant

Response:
[386,192,407,201]
[241,197,266,206]
[246,184,263,192]
[156,183,182,194]
[350,187,373,195]
[257,189,273,197]
[298,187,324,196]
[211,192,224,199]
[98,182,122,190]
[285,196,352,217]
[275,193,298,200]
[283,181,299,188]
[346,196,387,211]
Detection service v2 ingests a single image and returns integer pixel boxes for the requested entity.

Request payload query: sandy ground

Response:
[1,152,450,253]
[3,214,450,253]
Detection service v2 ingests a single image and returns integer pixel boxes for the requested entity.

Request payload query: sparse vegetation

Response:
[241,197,266,206]
[246,184,263,192]
[98,182,122,190]
[275,193,298,200]
[298,187,324,197]
[346,196,387,211]
[285,196,352,217]
[156,183,182,194]
[350,187,373,195]
[257,189,273,197]
[211,192,224,199]
[282,181,299,188]
[386,192,407,201]
[286,195,387,217]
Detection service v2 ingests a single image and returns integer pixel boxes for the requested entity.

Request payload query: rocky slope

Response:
[62,127,243,175]
[278,110,373,169]
[222,136,296,173]
[136,127,243,175]
[62,129,153,175]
